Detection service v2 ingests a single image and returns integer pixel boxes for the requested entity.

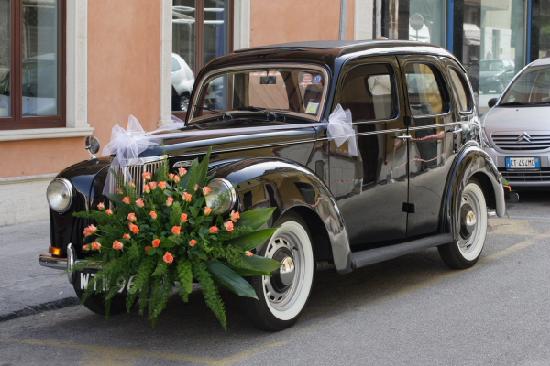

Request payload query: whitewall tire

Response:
[246,213,315,331]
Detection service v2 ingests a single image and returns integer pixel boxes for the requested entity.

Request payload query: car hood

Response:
[483,106,550,136]
[139,118,319,166]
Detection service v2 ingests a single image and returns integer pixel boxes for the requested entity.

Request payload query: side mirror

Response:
[84,135,100,158]
[488,98,498,108]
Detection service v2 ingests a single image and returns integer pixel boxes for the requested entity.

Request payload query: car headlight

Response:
[204,178,237,214]
[47,178,73,213]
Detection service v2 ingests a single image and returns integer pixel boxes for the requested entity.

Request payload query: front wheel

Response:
[246,214,315,331]
[438,182,488,269]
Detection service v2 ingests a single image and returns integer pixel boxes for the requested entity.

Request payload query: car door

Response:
[398,56,456,237]
[329,57,408,250]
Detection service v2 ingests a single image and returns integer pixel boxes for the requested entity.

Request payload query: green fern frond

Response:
[177,260,193,302]
[193,261,227,329]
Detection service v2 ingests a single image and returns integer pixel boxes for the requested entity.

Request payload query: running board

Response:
[350,233,453,270]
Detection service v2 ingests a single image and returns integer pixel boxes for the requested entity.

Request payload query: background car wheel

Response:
[438,181,488,269]
[245,213,315,331]
[72,278,126,316]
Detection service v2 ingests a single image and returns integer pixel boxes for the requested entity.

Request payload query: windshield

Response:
[189,66,327,123]
[500,66,550,106]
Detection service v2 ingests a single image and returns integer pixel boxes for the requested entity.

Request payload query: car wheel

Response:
[438,181,488,269]
[245,213,315,331]
[72,277,126,316]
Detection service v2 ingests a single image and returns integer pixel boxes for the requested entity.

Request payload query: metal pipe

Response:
[339,0,348,40]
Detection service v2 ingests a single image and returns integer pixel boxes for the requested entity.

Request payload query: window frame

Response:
[402,60,451,119]
[447,66,473,114]
[172,0,234,118]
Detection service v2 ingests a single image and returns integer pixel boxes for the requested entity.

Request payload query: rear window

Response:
[449,68,472,113]
[404,63,449,116]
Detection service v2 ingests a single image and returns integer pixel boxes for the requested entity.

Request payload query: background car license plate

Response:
[505,157,541,169]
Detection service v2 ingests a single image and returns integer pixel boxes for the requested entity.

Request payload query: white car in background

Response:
[482,58,550,187]
[171,53,194,112]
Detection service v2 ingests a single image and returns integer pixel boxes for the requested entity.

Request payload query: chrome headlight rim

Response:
[47,178,73,213]
[204,178,237,214]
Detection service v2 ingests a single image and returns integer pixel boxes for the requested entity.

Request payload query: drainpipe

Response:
[339,0,348,40]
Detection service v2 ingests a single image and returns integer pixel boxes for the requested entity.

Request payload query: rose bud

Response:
[173,175,181,183]
[83,224,97,237]
[202,186,212,196]
[163,252,174,265]
[91,241,102,251]
[122,233,131,240]
[149,210,158,220]
[178,167,187,176]
[97,202,105,211]
[142,171,152,181]
[105,209,113,216]
[166,196,174,207]
[128,223,139,234]
[180,213,188,223]
[127,212,137,222]
[188,239,197,247]
[209,226,219,234]
[224,221,234,232]
[143,185,151,194]
[135,198,145,208]
[245,251,254,257]
[230,210,240,222]
[203,206,212,216]
[82,244,90,252]
[122,196,131,204]
[182,192,193,202]
[148,181,158,190]
[112,241,124,251]
[152,238,161,248]
[144,245,152,253]
[171,226,182,235]
[158,181,168,189]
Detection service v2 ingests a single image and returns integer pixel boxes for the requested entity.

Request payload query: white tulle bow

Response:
[327,104,358,157]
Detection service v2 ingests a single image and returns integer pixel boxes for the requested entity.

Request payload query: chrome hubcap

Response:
[263,234,303,310]
[458,192,480,252]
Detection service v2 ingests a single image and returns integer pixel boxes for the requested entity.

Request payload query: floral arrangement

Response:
[74,150,279,328]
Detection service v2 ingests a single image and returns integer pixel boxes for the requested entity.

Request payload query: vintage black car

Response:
[40,40,505,331]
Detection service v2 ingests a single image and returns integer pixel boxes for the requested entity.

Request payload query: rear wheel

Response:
[438,182,488,269]
[246,214,315,331]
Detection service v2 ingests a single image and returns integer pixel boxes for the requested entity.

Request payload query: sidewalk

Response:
[0,220,77,321]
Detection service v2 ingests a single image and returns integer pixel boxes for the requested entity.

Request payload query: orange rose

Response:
[163,252,174,265]
[122,233,131,240]
[143,185,151,194]
[209,226,219,234]
[148,181,158,190]
[112,241,124,251]
[245,251,254,257]
[203,207,212,216]
[230,210,240,222]
[142,171,152,181]
[149,210,158,220]
[82,244,90,252]
[105,209,113,216]
[166,196,174,207]
[97,202,105,211]
[188,239,197,247]
[91,241,102,251]
[173,175,181,183]
[122,196,131,204]
[83,224,97,237]
[171,226,182,235]
[159,181,168,190]
[135,198,145,208]
[127,212,137,222]
[202,186,212,196]
[152,238,161,248]
[128,223,139,234]
[178,167,187,176]
[180,213,188,223]
[182,192,193,202]
[224,221,234,232]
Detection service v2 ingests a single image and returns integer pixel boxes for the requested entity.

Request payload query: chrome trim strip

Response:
[38,253,68,270]
[189,63,330,123]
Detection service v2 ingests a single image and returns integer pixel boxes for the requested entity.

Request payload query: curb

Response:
[0,297,80,322]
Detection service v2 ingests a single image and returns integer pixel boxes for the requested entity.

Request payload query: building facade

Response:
[0,0,546,225]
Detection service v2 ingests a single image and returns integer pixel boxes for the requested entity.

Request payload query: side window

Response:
[336,63,398,122]
[449,68,472,113]
[404,63,449,116]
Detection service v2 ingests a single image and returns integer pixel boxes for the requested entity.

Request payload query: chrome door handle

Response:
[397,134,413,140]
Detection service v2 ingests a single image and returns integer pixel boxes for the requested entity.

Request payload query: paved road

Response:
[1,191,550,365]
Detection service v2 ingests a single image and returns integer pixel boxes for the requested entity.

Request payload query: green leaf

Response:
[237,207,276,230]
[193,261,227,329]
[177,260,193,302]
[229,228,276,251]
[170,201,183,226]
[152,262,168,277]
[228,254,280,276]
[207,260,258,299]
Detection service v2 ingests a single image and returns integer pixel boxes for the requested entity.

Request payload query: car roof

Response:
[202,40,457,74]
[529,58,550,67]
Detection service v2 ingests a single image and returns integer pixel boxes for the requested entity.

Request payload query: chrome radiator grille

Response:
[109,158,165,194]
[491,134,550,151]
[500,168,550,182]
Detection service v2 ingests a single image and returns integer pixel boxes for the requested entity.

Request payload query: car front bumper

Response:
[38,253,69,270]
[484,146,550,187]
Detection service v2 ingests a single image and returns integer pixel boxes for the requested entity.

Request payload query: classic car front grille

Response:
[491,134,550,151]
[109,158,165,194]
[500,168,550,182]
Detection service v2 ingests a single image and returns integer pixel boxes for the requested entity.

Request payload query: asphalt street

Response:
[1,191,550,365]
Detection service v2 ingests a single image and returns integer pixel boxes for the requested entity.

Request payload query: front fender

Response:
[211,158,352,273]
[441,142,505,239]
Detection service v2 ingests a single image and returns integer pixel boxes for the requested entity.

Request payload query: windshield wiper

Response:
[238,106,287,122]
[498,101,529,106]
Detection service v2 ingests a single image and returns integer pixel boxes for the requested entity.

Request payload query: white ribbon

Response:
[102,107,358,194]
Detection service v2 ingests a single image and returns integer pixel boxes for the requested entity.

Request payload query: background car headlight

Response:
[204,178,237,214]
[47,178,73,213]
